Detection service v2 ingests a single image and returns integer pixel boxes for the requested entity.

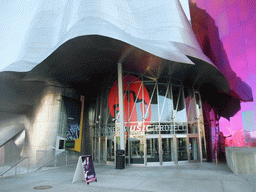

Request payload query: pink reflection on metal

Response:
[190,0,256,150]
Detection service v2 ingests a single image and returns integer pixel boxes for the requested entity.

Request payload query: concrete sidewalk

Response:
[0,162,255,192]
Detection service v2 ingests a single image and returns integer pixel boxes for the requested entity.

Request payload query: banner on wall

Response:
[72,155,97,185]
[63,96,81,140]
[63,96,84,152]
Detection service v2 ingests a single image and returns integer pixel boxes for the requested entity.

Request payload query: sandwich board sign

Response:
[72,155,97,185]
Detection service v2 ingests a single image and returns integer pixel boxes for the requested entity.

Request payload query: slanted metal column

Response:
[118,62,125,150]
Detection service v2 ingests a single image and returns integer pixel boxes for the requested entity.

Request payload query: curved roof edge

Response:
[1,0,230,94]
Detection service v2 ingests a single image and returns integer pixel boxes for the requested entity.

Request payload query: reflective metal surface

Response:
[0,0,230,164]
[0,116,25,147]
[1,0,229,94]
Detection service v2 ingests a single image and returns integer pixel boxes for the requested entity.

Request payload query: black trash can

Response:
[116,150,125,169]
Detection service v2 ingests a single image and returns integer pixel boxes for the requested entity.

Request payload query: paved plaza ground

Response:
[0,162,256,192]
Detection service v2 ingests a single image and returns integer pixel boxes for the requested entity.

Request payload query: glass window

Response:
[158,83,173,122]
[144,83,158,123]
[172,86,187,122]
[184,88,197,122]
[102,92,114,125]
[124,82,144,125]
[108,84,119,123]
[184,88,198,134]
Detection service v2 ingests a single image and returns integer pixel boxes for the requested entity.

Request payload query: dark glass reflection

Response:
[177,138,188,161]
[158,84,173,122]
[144,83,158,122]
[173,86,187,122]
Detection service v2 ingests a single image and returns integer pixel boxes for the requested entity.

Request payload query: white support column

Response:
[128,138,131,165]
[94,138,97,162]
[159,135,162,166]
[92,137,94,161]
[144,136,147,166]
[98,137,101,163]
[114,136,116,164]
[118,62,125,151]
[105,136,107,162]
[174,135,178,164]
[198,126,203,163]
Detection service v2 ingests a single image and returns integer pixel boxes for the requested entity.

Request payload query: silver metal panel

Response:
[0,0,230,115]
[0,116,25,147]
[2,0,224,76]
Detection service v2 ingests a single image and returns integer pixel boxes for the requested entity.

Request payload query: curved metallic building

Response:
[0,0,230,166]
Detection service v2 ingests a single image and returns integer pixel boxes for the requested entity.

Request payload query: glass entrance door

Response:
[145,135,188,165]
[100,137,106,162]
[107,138,114,162]
[129,135,203,165]
[130,136,144,164]
[162,137,175,164]
[177,137,188,161]
[188,137,200,162]
[146,137,159,163]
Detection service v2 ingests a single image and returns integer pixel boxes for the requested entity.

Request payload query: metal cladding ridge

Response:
[1,0,229,93]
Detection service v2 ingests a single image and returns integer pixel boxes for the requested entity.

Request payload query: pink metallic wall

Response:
[189,0,256,155]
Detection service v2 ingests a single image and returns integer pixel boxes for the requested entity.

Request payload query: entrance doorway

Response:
[177,136,188,162]
[188,136,200,162]
[142,135,200,165]
[95,134,202,166]
[130,135,144,164]
[107,137,114,162]
[146,137,159,163]
[162,136,175,165]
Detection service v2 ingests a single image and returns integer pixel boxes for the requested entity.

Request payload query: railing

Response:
[0,157,29,177]
[35,151,67,172]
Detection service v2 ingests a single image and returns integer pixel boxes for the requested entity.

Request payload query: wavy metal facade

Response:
[2,0,228,92]
[0,0,232,165]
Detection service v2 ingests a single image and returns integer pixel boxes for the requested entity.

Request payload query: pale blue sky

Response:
[0,0,39,71]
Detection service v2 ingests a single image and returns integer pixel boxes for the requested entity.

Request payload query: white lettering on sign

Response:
[103,124,186,134]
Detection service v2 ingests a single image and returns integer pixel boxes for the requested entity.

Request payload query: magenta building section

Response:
[189,0,256,160]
